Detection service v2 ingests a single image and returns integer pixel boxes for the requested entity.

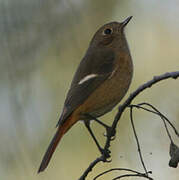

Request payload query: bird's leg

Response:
[84,120,105,155]
[84,113,109,129]
[84,113,115,140]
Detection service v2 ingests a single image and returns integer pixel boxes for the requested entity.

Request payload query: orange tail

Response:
[38,115,76,173]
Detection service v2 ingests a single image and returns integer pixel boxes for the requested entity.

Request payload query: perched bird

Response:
[38,16,133,173]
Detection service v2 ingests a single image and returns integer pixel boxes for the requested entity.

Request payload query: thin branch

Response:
[94,168,152,180]
[130,103,179,169]
[138,103,178,137]
[162,116,173,143]
[129,106,148,175]
[78,157,104,180]
[129,104,174,143]
[112,173,153,180]
[78,71,179,180]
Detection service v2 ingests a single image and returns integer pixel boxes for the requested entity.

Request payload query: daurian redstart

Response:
[38,16,133,173]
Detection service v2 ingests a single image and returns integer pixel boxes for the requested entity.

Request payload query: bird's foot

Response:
[103,126,116,141]
[99,147,111,159]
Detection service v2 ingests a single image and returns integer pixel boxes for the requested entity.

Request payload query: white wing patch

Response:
[78,74,98,85]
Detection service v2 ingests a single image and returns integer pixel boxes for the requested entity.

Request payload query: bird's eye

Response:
[103,28,113,35]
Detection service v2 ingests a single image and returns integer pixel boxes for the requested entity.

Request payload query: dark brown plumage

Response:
[38,16,133,173]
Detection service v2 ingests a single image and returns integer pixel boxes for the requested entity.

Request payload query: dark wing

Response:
[57,49,115,127]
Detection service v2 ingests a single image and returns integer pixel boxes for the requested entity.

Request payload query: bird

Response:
[38,16,133,173]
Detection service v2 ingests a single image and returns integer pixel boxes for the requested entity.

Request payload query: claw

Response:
[106,158,112,163]
[106,127,116,139]
[101,148,111,159]
[103,128,116,141]
[110,135,116,141]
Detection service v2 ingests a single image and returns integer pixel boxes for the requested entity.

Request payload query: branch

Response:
[129,103,179,141]
[93,168,153,180]
[78,71,179,180]
[129,106,148,175]
[130,102,179,169]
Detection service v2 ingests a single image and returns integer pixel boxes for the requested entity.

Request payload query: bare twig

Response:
[78,71,179,180]
[112,173,153,180]
[138,103,178,138]
[78,156,104,180]
[129,106,148,175]
[130,103,176,143]
[130,102,179,169]
[94,168,152,180]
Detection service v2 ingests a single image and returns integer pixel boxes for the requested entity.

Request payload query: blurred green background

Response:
[0,0,179,179]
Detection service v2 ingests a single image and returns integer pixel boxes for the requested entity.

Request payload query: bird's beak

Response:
[121,16,133,27]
